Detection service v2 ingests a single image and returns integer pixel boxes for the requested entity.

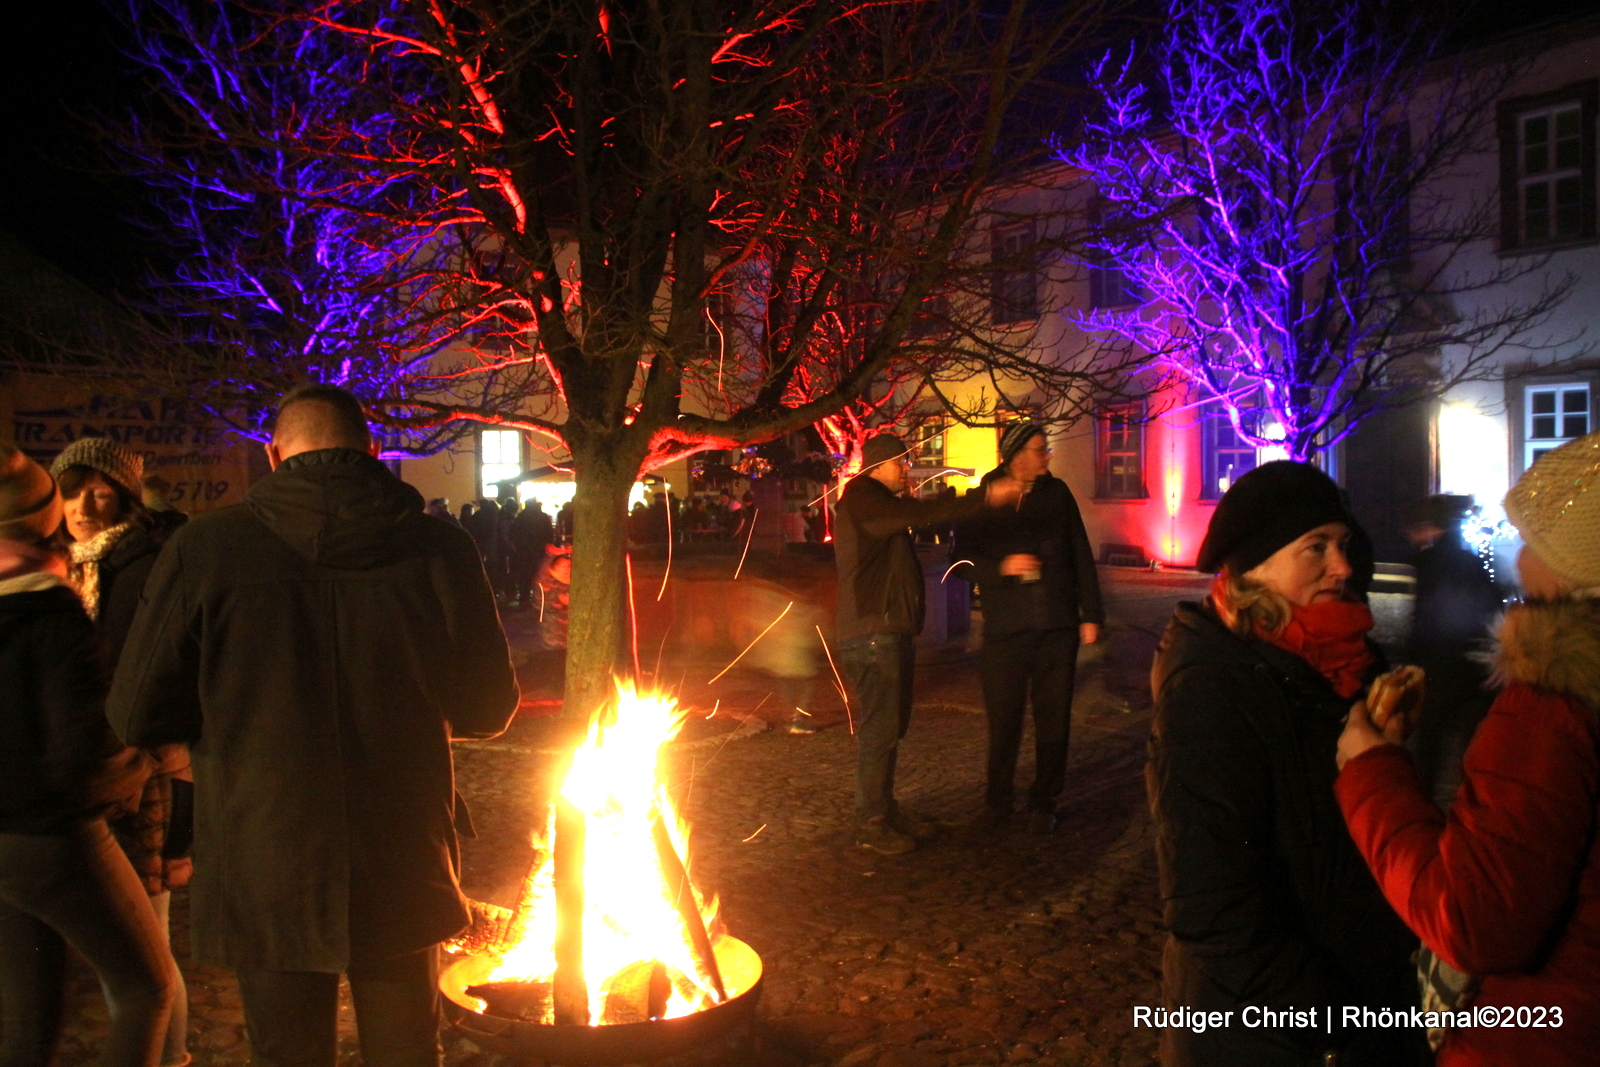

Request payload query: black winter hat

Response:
[1195,460,1350,575]
[860,433,911,471]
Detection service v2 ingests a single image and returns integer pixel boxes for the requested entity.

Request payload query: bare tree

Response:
[103,0,1140,715]
[1060,0,1578,461]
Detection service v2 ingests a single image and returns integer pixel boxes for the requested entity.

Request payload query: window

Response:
[1085,198,1141,309]
[1096,405,1146,499]
[1525,383,1590,469]
[990,223,1039,325]
[911,418,946,468]
[1089,260,1141,309]
[1499,81,1598,249]
[1200,404,1261,500]
[480,429,522,496]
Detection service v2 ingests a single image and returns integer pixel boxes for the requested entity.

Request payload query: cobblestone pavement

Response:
[51,572,1198,1067]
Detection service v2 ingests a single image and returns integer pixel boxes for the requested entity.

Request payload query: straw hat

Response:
[1505,430,1600,590]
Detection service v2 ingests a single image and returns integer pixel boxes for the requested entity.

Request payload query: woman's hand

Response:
[1337,699,1402,771]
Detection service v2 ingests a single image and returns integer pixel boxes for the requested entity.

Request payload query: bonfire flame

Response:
[472,681,724,1025]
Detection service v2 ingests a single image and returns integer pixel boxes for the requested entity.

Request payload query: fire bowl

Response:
[441,938,764,1065]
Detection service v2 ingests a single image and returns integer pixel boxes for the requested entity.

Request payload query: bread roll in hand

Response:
[1366,665,1425,735]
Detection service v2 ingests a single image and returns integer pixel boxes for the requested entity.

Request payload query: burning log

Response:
[651,815,727,1003]
[464,979,552,1022]
[599,959,671,1024]
[553,796,589,1025]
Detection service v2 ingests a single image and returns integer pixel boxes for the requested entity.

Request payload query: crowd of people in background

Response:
[5,393,1600,1066]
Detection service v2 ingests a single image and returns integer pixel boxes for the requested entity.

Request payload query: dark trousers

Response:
[0,820,176,1067]
[980,627,1079,813]
[838,633,916,824]
[237,946,440,1067]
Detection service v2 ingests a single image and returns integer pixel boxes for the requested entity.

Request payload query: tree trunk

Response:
[564,440,641,721]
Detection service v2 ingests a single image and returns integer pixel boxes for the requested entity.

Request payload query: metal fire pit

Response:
[441,937,763,1065]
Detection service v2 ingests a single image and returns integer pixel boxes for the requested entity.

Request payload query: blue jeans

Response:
[838,633,916,824]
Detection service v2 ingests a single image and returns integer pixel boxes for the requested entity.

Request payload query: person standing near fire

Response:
[960,421,1103,835]
[105,384,520,1067]
[834,432,1021,855]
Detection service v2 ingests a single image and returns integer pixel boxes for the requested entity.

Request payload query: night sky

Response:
[3,0,1597,299]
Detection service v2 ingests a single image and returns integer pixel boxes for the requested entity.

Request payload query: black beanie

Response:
[1195,460,1350,575]
[859,433,910,471]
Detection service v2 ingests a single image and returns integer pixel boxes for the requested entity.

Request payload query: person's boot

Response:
[854,816,916,855]
[889,810,939,841]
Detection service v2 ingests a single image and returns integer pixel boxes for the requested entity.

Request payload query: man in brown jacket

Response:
[107,385,519,1067]
[833,433,1018,854]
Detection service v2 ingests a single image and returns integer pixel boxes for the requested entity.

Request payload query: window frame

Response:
[1507,367,1600,479]
[478,428,523,497]
[989,222,1040,326]
[1522,381,1592,470]
[1199,402,1262,501]
[1095,403,1147,500]
[1085,197,1142,310]
[1498,79,1599,252]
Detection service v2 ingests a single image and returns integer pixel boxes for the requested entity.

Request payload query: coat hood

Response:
[1490,598,1600,711]
[246,449,425,569]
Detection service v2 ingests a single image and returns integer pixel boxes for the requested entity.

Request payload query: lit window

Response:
[1096,405,1146,499]
[1499,82,1597,250]
[912,418,946,468]
[1525,383,1590,469]
[480,429,522,495]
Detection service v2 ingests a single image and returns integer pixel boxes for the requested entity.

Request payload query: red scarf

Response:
[1210,575,1375,699]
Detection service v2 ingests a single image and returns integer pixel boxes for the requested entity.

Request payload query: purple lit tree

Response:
[1061,0,1577,461]
[105,0,1134,716]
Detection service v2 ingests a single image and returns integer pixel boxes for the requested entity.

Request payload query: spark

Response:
[705,698,721,720]
[707,601,792,684]
[815,625,853,734]
[941,559,974,582]
[657,494,674,601]
[732,507,760,580]
[625,553,641,683]
[741,824,768,843]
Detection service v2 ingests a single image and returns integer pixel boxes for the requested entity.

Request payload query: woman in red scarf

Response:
[1146,461,1427,1067]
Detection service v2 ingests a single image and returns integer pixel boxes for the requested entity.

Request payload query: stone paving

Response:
[48,571,1205,1067]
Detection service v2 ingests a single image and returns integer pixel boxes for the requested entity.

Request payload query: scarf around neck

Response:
[68,521,134,621]
[1210,574,1376,699]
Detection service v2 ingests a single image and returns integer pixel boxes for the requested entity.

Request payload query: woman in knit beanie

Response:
[1336,429,1600,1067]
[50,438,193,1067]
[1145,460,1428,1066]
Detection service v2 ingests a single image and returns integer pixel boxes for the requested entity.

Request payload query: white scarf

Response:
[68,522,134,621]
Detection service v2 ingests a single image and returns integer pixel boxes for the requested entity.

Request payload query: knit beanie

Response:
[49,438,144,499]
[0,445,63,542]
[860,433,911,471]
[1504,429,1600,590]
[999,421,1044,464]
[1195,460,1350,575]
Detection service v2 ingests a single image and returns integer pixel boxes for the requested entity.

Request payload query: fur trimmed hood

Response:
[1490,599,1600,711]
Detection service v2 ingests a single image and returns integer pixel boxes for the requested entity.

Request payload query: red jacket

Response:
[1337,598,1600,1067]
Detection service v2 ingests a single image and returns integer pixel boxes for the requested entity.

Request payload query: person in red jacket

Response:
[1337,428,1600,1067]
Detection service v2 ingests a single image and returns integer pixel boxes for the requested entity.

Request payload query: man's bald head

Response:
[269,384,373,465]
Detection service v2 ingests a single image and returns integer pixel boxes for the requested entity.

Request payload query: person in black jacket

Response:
[961,423,1103,835]
[50,438,192,1067]
[1148,462,1426,1067]
[1402,494,1503,809]
[833,433,1019,855]
[105,385,520,1067]
[0,445,176,1067]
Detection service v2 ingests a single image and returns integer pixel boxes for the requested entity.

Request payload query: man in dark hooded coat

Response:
[106,384,519,1067]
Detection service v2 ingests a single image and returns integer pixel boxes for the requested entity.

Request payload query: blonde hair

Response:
[1213,567,1293,637]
